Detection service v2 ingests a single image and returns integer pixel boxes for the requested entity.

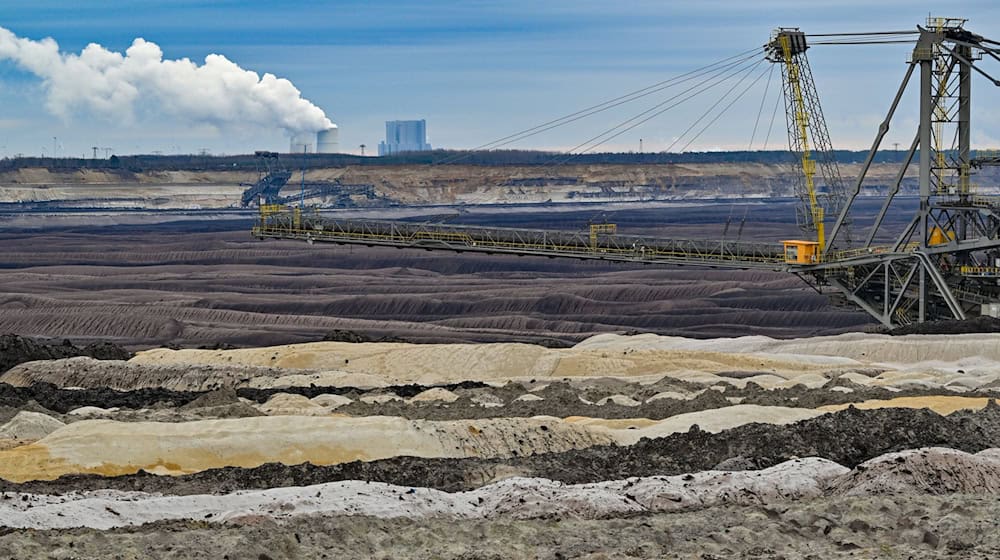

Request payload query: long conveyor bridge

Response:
[253,208,787,269]
[254,206,1000,328]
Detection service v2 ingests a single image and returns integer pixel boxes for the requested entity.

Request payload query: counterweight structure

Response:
[789,18,1000,326]
[254,18,1000,328]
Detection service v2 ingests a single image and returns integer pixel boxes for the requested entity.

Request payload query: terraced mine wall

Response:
[0,161,971,209]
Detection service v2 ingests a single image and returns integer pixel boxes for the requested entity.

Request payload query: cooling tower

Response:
[290,133,314,153]
[317,126,339,154]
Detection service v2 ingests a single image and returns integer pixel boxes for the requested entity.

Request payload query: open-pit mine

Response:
[7,14,1000,560]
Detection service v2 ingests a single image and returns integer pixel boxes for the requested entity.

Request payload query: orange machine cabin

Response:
[782,240,820,264]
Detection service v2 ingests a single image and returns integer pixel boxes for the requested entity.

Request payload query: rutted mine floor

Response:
[0,202,879,349]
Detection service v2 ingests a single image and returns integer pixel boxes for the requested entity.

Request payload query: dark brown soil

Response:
[1,376,989,419]
[241,376,994,422]
[0,381,491,414]
[889,316,1000,335]
[0,383,199,414]
[0,334,131,375]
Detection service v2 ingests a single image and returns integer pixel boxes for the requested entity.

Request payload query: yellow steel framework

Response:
[589,223,617,250]
[778,34,825,258]
[959,265,1000,277]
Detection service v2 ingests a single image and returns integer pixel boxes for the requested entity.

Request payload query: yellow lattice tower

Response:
[779,34,825,258]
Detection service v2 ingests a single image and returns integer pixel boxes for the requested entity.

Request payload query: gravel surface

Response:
[2,494,997,559]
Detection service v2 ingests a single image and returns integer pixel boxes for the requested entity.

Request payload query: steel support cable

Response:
[550,55,766,163]
[610,57,768,156]
[665,58,768,153]
[702,60,773,228]
[806,31,919,37]
[559,60,763,164]
[945,38,1000,56]
[465,51,762,153]
[938,43,1000,86]
[808,36,917,42]
[680,64,773,153]
[562,56,767,162]
[434,47,764,164]
[748,64,777,150]
[761,78,783,150]
[809,40,918,45]
[945,39,1000,75]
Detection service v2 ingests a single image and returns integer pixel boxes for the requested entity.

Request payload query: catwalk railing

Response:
[253,212,787,269]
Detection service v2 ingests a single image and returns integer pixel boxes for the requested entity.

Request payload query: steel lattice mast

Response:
[765,29,849,259]
[788,18,1000,326]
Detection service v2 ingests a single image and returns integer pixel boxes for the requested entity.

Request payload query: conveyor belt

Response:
[253,212,787,269]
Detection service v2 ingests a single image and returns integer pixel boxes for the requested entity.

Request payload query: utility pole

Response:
[301,144,307,207]
[53,137,57,158]
[639,138,643,153]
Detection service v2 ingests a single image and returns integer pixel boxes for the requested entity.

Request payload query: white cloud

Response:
[0,26,334,135]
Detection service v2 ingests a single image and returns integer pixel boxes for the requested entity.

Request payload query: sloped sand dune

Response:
[832,447,1000,496]
[130,338,849,376]
[579,331,1000,365]
[117,332,1000,390]
[0,415,616,482]
[570,404,824,445]
[4,447,999,531]
[818,396,1000,415]
[0,457,849,530]
[0,357,323,392]
[3,400,996,483]
[0,405,827,482]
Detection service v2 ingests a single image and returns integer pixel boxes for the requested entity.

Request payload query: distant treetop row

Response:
[0,149,977,172]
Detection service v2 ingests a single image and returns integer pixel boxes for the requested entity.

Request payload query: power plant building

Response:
[379,120,431,156]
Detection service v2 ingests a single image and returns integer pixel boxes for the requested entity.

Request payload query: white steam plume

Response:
[0,26,334,134]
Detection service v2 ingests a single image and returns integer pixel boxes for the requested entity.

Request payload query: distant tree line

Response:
[0,148,972,173]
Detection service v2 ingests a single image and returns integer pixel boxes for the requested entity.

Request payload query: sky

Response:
[1,0,999,157]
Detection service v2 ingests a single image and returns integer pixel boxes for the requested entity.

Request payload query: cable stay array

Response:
[436,47,770,164]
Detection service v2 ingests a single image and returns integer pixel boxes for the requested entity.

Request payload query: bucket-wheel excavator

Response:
[254,18,1000,327]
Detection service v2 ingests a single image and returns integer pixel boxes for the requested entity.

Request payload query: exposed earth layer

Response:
[2,332,1000,558]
